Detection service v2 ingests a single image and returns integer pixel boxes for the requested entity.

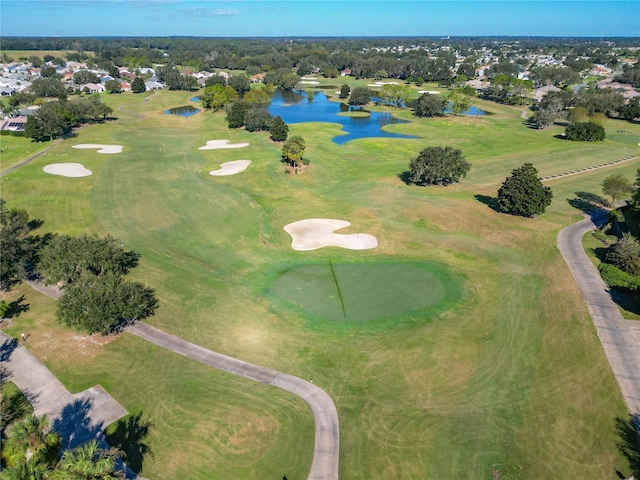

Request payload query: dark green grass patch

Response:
[271,261,460,322]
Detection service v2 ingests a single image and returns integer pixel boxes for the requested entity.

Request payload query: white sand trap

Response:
[367,83,382,87]
[209,160,252,176]
[418,90,441,95]
[199,140,250,150]
[72,144,123,154]
[43,163,92,177]
[299,80,320,85]
[300,77,317,80]
[284,219,378,251]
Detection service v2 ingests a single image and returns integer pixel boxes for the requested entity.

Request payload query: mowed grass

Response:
[0,135,52,173]
[1,89,638,479]
[271,261,459,322]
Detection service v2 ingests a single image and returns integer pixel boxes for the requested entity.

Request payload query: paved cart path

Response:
[126,322,340,480]
[557,211,640,428]
[13,279,340,479]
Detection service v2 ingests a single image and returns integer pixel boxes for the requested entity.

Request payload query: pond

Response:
[267,91,418,145]
[165,105,201,117]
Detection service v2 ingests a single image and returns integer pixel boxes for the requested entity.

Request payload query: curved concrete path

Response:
[557,211,640,428]
[126,322,339,480]
[18,279,340,479]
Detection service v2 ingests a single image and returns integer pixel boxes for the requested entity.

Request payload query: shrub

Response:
[606,233,640,276]
[565,122,605,141]
[497,163,553,217]
[598,263,640,289]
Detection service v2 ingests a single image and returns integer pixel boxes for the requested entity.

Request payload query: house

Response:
[591,64,613,76]
[0,115,28,131]
[465,79,489,92]
[82,83,106,93]
[144,81,163,91]
[120,82,131,92]
[250,73,265,83]
[340,68,352,76]
[532,84,561,102]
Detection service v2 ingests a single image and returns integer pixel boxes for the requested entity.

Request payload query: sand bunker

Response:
[300,80,319,85]
[209,160,252,176]
[44,163,92,177]
[199,140,250,150]
[418,90,441,95]
[284,219,378,251]
[73,144,123,154]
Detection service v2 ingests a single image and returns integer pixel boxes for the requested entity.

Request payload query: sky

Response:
[1,0,639,38]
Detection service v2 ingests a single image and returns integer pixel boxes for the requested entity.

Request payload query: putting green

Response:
[271,261,460,322]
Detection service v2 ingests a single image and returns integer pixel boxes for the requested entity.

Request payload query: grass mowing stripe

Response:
[329,259,346,319]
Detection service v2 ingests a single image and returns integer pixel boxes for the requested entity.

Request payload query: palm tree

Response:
[1,458,53,480]
[52,440,124,480]
[3,414,60,467]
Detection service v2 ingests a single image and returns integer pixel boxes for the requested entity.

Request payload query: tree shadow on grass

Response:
[567,191,609,214]
[474,194,500,212]
[105,411,153,474]
[614,415,640,478]
[3,295,30,319]
[398,171,412,185]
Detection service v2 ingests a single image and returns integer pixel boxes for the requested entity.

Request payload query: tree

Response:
[497,163,553,217]
[3,414,61,468]
[201,84,230,111]
[225,100,251,129]
[38,234,139,286]
[130,77,146,93]
[606,234,640,276]
[282,136,306,173]
[632,168,640,207]
[278,72,300,90]
[269,115,288,142]
[407,146,470,186]
[447,89,472,115]
[54,440,124,480]
[565,121,605,142]
[0,200,38,291]
[348,86,371,106]
[57,272,158,335]
[30,78,67,98]
[413,93,447,117]
[618,97,640,121]
[339,84,350,99]
[243,108,273,132]
[227,73,251,93]
[104,79,122,94]
[73,70,100,85]
[243,88,271,107]
[378,84,412,108]
[602,174,632,205]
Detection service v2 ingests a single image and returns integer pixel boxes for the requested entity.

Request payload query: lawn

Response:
[1,88,638,479]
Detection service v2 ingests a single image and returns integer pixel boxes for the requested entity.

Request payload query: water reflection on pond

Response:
[267,91,417,144]
[165,105,201,117]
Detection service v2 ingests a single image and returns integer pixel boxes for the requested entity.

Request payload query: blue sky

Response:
[1,1,638,37]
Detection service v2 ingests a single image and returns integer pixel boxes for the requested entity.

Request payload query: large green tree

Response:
[225,100,251,129]
[57,272,158,335]
[348,86,371,106]
[243,108,273,132]
[407,146,470,186]
[602,174,632,205]
[413,94,447,117]
[0,200,38,291]
[497,163,553,217]
[38,234,139,286]
[130,77,146,93]
[269,115,288,142]
[378,84,413,107]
